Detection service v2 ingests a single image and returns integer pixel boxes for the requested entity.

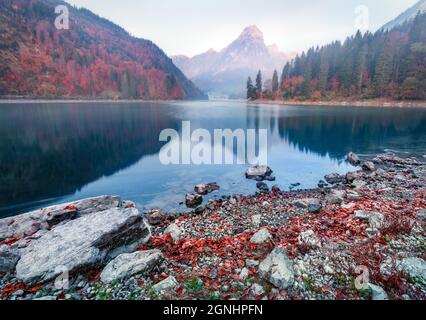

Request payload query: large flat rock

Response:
[16,207,151,285]
[0,196,121,242]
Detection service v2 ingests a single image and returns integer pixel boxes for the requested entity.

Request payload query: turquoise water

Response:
[0,101,425,217]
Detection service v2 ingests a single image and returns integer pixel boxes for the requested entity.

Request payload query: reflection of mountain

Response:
[0,103,179,214]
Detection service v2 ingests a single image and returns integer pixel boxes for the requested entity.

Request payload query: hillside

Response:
[0,0,206,100]
[256,12,426,101]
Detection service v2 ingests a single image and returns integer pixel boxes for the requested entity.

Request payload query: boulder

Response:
[308,204,323,214]
[0,196,121,242]
[245,166,274,181]
[368,212,385,230]
[194,183,220,195]
[250,229,272,245]
[16,207,151,285]
[100,250,164,284]
[152,276,179,293]
[164,223,182,241]
[185,194,203,208]
[0,245,20,273]
[373,154,420,167]
[259,248,295,290]
[346,152,361,166]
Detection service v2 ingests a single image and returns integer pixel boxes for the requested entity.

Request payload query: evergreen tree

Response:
[246,77,255,100]
[272,70,279,92]
[255,70,262,94]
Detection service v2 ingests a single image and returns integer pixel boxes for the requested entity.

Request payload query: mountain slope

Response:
[381,0,426,31]
[172,26,295,98]
[0,0,206,100]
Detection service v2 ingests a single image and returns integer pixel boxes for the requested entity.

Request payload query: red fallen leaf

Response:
[64,205,78,211]
[137,280,145,287]
[8,220,15,226]
[177,287,183,296]
[27,284,42,293]
[0,282,25,298]
[125,203,135,208]
[0,236,20,246]
[87,269,101,282]
[158,273,169,281]
[57,293,65,300]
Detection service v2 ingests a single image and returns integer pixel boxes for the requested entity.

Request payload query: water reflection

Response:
[0,101,425,217]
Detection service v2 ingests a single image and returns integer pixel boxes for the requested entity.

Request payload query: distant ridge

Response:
[381,0,426,31]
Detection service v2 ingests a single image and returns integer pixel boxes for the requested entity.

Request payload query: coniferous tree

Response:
[256,70,263,95]
[272,70,279,92]
[246,76,255,100]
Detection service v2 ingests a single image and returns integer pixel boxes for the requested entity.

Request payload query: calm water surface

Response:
[0,101,425,217]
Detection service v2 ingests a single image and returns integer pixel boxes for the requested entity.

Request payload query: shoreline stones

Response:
[324,173,345,185]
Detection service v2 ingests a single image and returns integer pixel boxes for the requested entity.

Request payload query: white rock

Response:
[368,283,389,300]
[259,248,295,289]
[251,215,262,226]
[245,165,272,179]
[100,250,164,284]
[292,198,320,209]
[326,190,346,205]
[354,210,369,220]
[250,228,272,245]
[246,259,259,268]
[152,276,179,293]
[298,230,321,249]
[239,268,249,281]
[368,212,385,230]
[164,223,182,241]
[251,283,265,296]
[398,257,426,283]
[16,207,151,285]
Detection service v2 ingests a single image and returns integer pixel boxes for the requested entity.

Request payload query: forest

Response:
[248,12,426,101]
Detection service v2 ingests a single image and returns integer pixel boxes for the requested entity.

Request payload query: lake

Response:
[0,101,425,218]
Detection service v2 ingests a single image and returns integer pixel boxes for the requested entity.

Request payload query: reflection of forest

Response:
[246,106,426,159]
[0,103,179,212]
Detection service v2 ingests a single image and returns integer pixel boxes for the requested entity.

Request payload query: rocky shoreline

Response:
[0,153,425,300]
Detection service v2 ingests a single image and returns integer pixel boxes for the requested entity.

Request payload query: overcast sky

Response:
[65,0,418,56]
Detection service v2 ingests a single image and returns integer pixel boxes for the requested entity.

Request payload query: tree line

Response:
[248,12,426,101]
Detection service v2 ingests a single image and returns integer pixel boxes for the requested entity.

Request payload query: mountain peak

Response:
[238,25,264,41]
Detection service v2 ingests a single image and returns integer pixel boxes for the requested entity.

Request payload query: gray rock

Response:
[100,250,164,284]
[16,207,151,285]
[0,196,121,242]
[194,183,220,195]
[298,230,321,249]
[259,248,295,290]
[352,179,367,189]
[347,191,361,201]
[256,182,269,193]
[325,173,345,185]
[250,229,272,244]
[239,268,249,281]
[292,198,320,209]
[164,223,182,241]
[326,190,346,205]
[246,259,259,268]
[354,210,369,221]
[251,283,265,296]
[362,161,376,171]
[399,258,426,283]
[308,204,323,214]
[346,152,361,166]
[369,212,385,230]
[185,194,203,208]
[152,276,179,293]
[417,209,426,221]
[0,245,21,273]
[368,283,389,300]
[245,165,273,181]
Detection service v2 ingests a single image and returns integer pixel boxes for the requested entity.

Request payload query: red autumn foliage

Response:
[0,282,25,298]
[63,205,78,211]
[0,236,20,246]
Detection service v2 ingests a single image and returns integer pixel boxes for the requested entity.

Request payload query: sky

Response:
[65,0,419,57]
